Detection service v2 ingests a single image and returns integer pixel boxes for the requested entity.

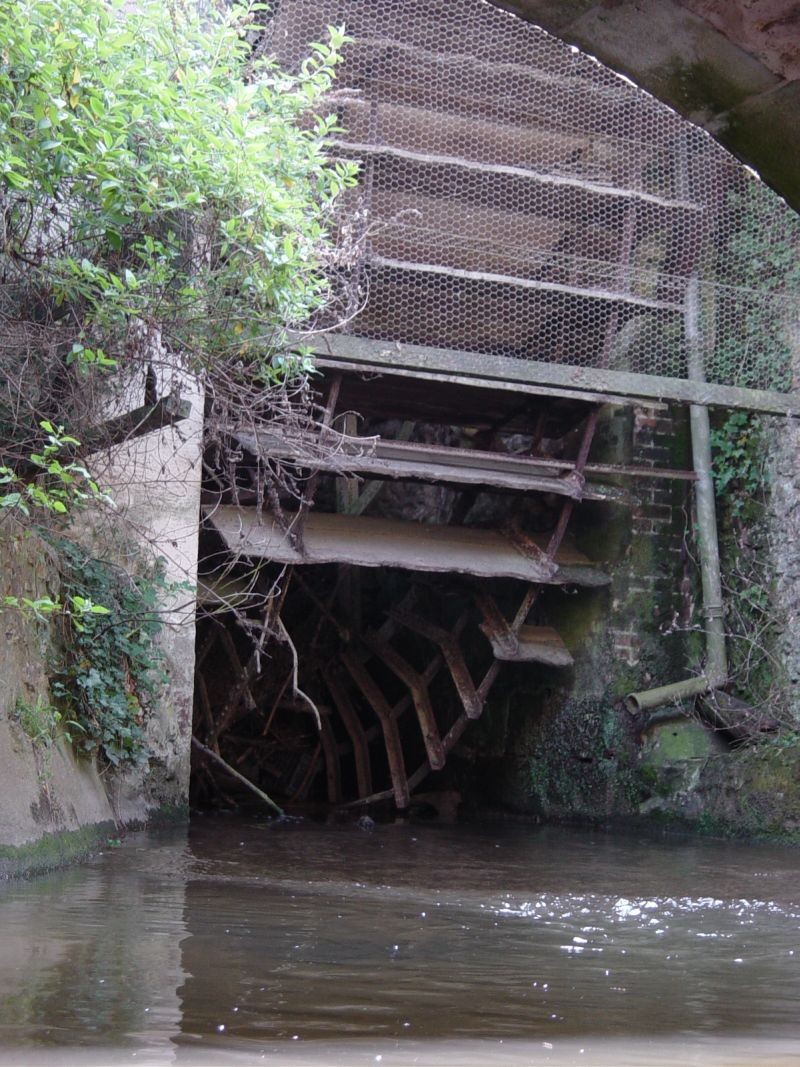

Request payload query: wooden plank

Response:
[273,0,653,116]
[204,506,610,587]
[210,629,258,742]
[372,439,688,483]
[341,100,607,204]
[347,34,658,110]
[391,608,482,719]
[297,333,800,416]
[369,441,628,501]
[332,78,644,161]
[233,428,631,503]
[343,420,415,516]
[475,588,521,661]
[443,711,471,755]
[367,187,570,265]
[319,716,343,804]
[336,83,631,165]
[195,672,216,742]
[294,373,341,548]
[334,413,360,515]
[489,624,574,666]
[359,648,445,749]
[360,611,470,745]
[338,752,437,810]
[191,737,284,816]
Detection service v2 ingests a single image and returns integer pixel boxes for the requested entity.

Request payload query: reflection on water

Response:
[0,834,188,1060]
[0,817,799,1065]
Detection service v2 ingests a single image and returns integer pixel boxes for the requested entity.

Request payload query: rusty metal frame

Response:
[363,636,446,770]
[341,649,410,808]
[325,669,374,798]
[319,713,343,804]
[390,608,483,719]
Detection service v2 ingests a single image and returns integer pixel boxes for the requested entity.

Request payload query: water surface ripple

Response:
[1,818,799,1066]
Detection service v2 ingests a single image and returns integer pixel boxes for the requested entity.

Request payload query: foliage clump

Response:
[1,0,355,767]
[708,409,786,721]
[0,0,354,464]
[12,695,66,748]
[47,537,172,767]
[712,186,800,392]
[705,186,800,725]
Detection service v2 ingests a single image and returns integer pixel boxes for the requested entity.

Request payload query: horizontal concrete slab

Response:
[205,507,610,586]
[294,332,800,416]
[232,429,632,504]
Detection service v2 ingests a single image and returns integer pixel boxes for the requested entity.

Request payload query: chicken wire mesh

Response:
[267,0,800,396]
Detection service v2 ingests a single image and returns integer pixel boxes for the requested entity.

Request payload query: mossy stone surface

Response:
[638,744,800,841]
[641,718,724,763]
[0,823,116,880]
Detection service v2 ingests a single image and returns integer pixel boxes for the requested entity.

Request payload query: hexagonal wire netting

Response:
[267,0,800,395]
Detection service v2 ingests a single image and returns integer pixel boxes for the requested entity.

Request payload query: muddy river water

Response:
[0,817,799,1066]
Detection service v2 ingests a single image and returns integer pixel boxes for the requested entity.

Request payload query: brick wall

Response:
[609,404,690,673]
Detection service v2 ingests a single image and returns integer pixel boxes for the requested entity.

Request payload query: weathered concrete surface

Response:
[207,505,607,585]
[765,321,800,725]
[1,364,202,871]
[96,362,204,822]
[0,529,116,867]
[638,744,800,840]
[677,0,800,80]
[491,0,800,209]
[0,727,115,851]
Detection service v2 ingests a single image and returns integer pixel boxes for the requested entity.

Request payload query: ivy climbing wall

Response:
[0,529,116,873]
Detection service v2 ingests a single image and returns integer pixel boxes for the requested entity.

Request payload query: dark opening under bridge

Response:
[195,0,800,812]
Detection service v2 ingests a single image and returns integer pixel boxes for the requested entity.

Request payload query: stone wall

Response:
[0,371,203,875]
[462,402,695,821]
[638,733,800,841]
[765,315,800,725]
[766,416,800,725]
[609,405,691,678]
[464,391,800,838]
[0,529,117,876]
[95,365,204,823]
[491,0,800,211]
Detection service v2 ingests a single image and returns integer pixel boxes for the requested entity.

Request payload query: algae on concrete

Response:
[637,744,800,842]
[0,822,116,880]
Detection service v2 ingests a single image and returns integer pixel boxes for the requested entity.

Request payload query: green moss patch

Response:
[0,822,117,880]
[638,744,800,842]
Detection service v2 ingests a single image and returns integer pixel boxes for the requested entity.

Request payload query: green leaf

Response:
[2,171,30,189]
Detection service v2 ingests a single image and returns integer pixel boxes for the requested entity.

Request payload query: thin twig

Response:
[192,736,284,816]
[276,615,322,730]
